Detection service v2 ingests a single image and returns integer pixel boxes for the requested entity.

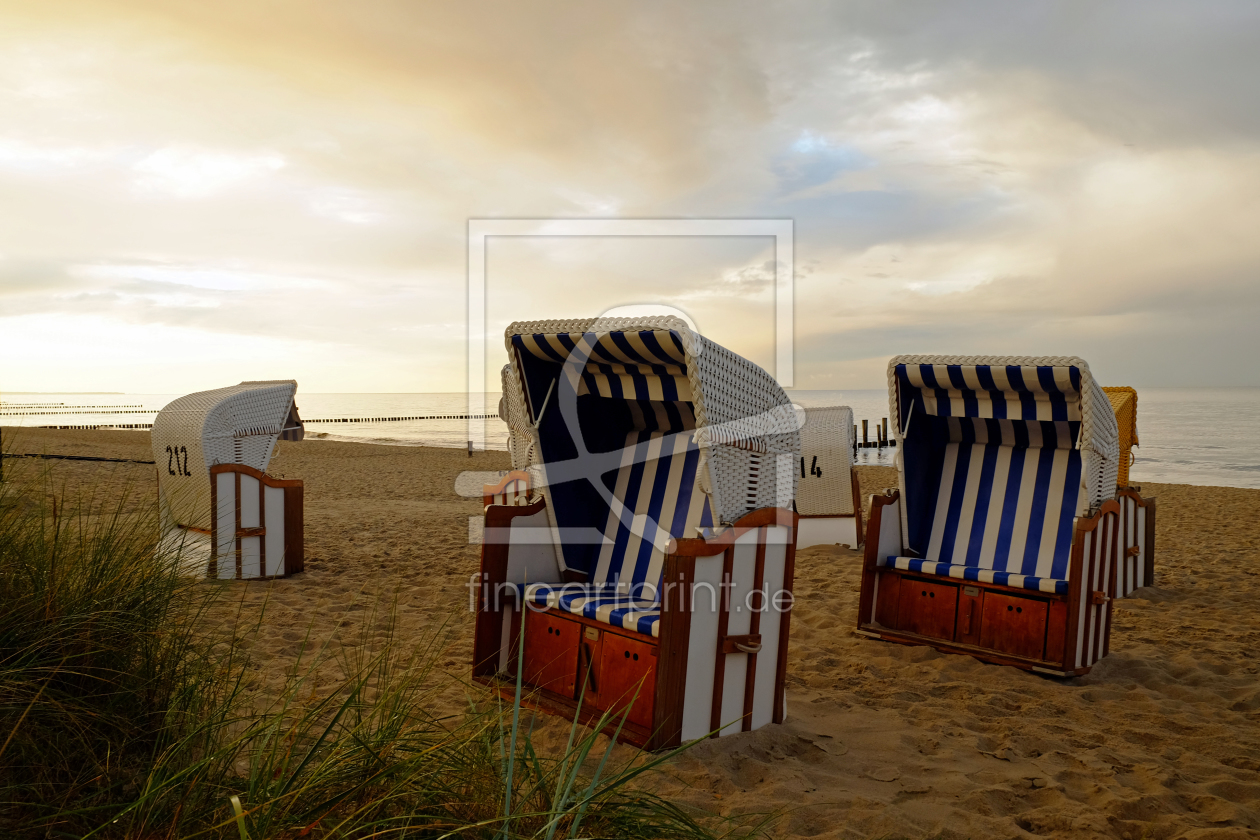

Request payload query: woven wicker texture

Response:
[151,381,297,535]
[795,405,856,516]
[499,364,538,469]
[504,316,800,527]
[1103,386,1138,487]
[888,356,1119,547]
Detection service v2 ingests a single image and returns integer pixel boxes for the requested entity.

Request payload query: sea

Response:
[3,388,1257,489]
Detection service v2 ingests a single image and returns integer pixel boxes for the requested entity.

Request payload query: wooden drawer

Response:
[979,592,1048,660]
[595,630,658,729]
[874,571,902,628]
[897,579,959,641]
[522,610,580,699]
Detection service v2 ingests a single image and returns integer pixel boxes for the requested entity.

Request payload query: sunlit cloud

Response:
[130,146,285,198]
[306,188,387,225]
[0,138,106,172]
[0,0,1257,392]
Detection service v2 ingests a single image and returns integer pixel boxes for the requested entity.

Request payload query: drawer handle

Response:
[735,642,762,654]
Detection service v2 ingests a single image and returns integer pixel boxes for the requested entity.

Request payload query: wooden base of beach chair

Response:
[857,491,1119,676]
[209,464,304,579]
[475,607,662,748]
[473,506,797,750]
[1115,488,1155,597]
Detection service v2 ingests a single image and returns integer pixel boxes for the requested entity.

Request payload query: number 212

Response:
[166,445,191,477]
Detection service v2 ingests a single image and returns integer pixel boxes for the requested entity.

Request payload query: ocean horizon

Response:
[4,387,1257,490]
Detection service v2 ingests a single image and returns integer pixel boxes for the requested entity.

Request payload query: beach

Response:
[8,427,1260,839]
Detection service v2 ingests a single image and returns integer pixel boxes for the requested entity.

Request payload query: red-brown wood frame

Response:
[473,503,797,750]
[208,463,304,579]
[856,489,1119,676]
[482,470,532,508]
[1115,488,1156,595]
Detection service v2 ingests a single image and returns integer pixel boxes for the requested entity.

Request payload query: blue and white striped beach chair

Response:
[857,356,1122,676]
[474,316,801,749]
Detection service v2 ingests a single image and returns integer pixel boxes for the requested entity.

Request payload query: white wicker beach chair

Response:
[151,381,304,579]
[1104,387,1155,596]
[473,317,801,749]
[857,356,1122,676]
[795,406,863,550]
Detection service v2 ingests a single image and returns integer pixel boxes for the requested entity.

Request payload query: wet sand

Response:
[7,428,1260,838]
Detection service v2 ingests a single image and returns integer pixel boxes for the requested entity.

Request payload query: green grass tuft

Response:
[0,455,768,838]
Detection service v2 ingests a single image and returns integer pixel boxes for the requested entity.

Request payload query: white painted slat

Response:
[264,485,286,577]
[240,475,260,529]
[681,553,723,742]
[215,472,236,580]
[240,535,262,579]
[1075,529,1092,669]
[718,532,758,737]
[751,534,787,729]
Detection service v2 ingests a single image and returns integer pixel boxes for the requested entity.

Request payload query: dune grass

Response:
[0,456,758,839]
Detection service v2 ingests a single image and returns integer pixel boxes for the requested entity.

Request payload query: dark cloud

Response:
[798,0,1260,147]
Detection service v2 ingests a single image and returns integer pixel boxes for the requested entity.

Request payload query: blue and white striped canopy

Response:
[889,356,1114,577]
[944,416,1079,450]
[896,363,1082,422]
[506,317,800,532]
[512,330,691,401]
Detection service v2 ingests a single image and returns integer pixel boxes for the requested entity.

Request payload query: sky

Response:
[2,0,1259,394]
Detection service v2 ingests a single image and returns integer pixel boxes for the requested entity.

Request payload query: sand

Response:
[7,428,1260,839]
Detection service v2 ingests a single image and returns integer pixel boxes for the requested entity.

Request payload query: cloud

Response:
[131,146,285,198]
[0,0,1257,390]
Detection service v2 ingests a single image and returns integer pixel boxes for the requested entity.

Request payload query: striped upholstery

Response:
[512,331,691,402]
[626,400,696,433]
[897,363,1082,421]
[882,437,1083,594]
[513,329,688,367]
[579,363,691,401]
[941,416,1078,449]
[881,557,1069,595]
[524,586,662,637]
[525,427,714,637]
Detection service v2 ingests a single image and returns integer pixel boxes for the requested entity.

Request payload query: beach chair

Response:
[151,381,305,579]
[856,356,1122,676]
[795,405,863,549]
[1104,387,1156,596]
[1104,387,1138,488]
[473,317,800,749]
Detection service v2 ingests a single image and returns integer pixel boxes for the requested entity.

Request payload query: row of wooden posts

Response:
[854,418,897,455]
